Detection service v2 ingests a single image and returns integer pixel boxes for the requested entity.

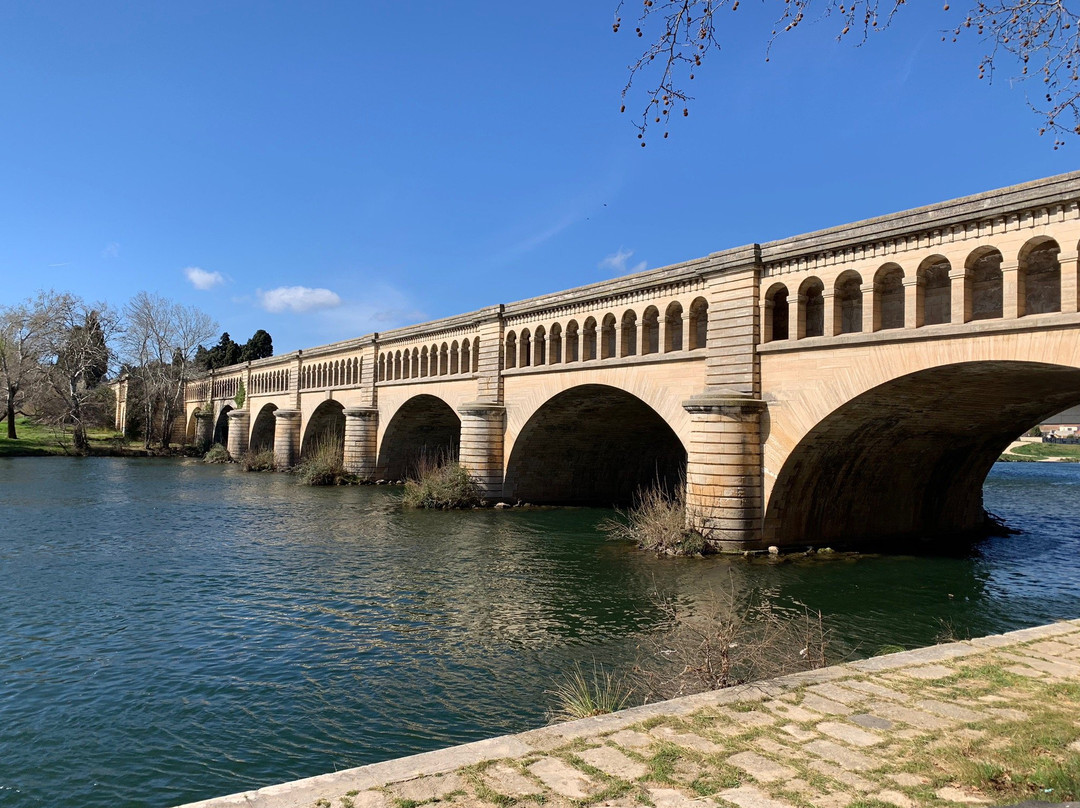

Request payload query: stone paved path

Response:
[179,620,1080,808]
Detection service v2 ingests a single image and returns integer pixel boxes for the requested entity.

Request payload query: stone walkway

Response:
[179,620,1080,808]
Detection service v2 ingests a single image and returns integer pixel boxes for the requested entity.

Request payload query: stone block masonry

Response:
[175,619,1080,808]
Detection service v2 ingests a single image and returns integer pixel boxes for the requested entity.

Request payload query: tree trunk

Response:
[6,393,16,440]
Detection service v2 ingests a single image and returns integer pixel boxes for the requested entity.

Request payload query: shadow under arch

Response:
[301,400,345,460]
[377,394,460,479]
[213,405,233,446]
[249,403,278,452]
[504,384,686,505]
[764,361,1080,549]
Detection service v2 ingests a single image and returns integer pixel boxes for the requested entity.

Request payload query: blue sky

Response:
[0,2,1072,353]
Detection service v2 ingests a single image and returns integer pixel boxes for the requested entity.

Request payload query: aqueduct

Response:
[125,172,1080,550]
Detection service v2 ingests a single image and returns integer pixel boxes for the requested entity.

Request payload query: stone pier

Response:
[272,409,302,469]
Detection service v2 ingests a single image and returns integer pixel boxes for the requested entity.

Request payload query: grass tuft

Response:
[547,662,631,722]
[295,436,352,485]
[401,456,482,509]
[601,483,708,556]
[240,448,276,472]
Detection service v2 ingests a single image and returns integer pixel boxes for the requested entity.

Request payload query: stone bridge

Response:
[160,172,1080,551]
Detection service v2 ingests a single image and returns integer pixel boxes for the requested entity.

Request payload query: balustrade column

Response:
[860,283,875,333]
[1002,262,1022,319]
[1059,251,1079,314]
[903,278,921,329]
[457,402,505,500]
[949,269,971,324]
[683,394,766,551]
[194,412,214,452]
[273,409,302,468]
[342,406,378,479]
[226,410,250,458]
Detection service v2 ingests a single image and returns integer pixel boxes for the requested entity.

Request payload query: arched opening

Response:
[377,395,461,480]
[664,302,683,352]
[505,332,517,370]
[461,340,471,374]
[641,306,660,354]
[450,341,460,375]
[213,405,233,446]
[533,327,546,367]
[764,284,789,343]
[689,297,708,349]
[393,351,402,380]
[471,338,480,373]
[249,404,278,452]
[600,314,617,359]
[186,409,199,444]
[300,400,345,460]
[378,354,386,382]
[519,329,531,368]
[412,349,420,378]
[565,320,580,362]
[421,346,430,377]
[918,256,951,326]
[1020,237,1061,315]
[968,247,1003,321]
[834,271,863,335]
[874,264,905,331]
[765,361,1080,548]
[620,310,637,357]
[439,343,449,375]
[504,384,686,505]
[549,323,563,364]
[582,317,597,360]
[799,278,825,338]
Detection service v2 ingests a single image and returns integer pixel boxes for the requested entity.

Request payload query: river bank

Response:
[177,620,1080,808]
[0,416,192,458]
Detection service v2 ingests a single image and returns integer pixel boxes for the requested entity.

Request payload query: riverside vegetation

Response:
[402,456,482,509]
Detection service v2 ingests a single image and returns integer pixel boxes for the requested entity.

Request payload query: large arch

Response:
[503,384,686,506]
[300,400,345,460]
[764,361,1080,548]
[213,405,233,447]
[249,403,278,452]
[377,394,461,480]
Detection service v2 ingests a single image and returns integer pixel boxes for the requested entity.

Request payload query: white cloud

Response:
[257,285,342,313]
[102,242,120,259]
[184,266,225,290]
[599,248,646,276]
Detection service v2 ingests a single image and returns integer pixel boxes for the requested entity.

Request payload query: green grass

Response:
[1001,442,1080,461]
[0,416,132,457]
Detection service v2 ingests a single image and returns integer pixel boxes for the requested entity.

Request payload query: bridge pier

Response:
[226,410,250,459]
[342,406,378,478]
[195,412,214,452]
[457,402,505,500]
[273,409,302,469]
[683,394,766,552]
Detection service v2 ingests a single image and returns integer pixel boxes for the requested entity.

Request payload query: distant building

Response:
[1041,405,1080,436]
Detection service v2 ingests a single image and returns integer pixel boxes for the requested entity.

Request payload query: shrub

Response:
[240,448,276,472]
[203,443,230,463]
[547,662,631,722]
[295,436,350,485]
[601,483,707,556]
[401,457,482,509]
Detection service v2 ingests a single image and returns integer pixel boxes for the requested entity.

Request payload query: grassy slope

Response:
[0,416,132,458]
[1001,441,1080,462]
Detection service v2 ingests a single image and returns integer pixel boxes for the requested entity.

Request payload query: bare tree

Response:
[34,293,120,453]
[617,1,1080,146]
[0,293,64,439]
[120,292,216,448]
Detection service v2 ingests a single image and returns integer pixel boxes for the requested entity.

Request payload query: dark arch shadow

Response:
[249,404,278,452]
[377,395,461,480]
[301,400,345,460]
[213,405,233,446]
[765,361,1080,549]
[504,384,686,505]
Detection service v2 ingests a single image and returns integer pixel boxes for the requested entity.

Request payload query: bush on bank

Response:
[601,484,708,556]
[203,443,230,464]
[240,449,276,472]
[295,436,352,485]
[402,458,482,509]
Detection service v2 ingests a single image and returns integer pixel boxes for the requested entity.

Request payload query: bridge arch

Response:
[873,263,905,331]
[917,255,952,326]
[503,384,687,506]
[213,405,233,447]
[834,271,863,334]
[249,403,278,452]
[763,282,790,343]
[1019,236,1061,315]
[301,400,345,460]
[377,394,461,480]
[967,246,1004,321]
[797,277,825,338]
[763,360,1080,548]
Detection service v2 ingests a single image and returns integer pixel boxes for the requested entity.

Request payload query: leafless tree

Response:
[617,0,1080,146]
[0,293,64,439]
[121,292,216,448]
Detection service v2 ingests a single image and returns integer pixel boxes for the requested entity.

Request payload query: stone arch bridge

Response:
[156,173,1080,551]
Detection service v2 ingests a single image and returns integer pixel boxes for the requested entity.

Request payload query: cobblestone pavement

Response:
[180,620,1080,808]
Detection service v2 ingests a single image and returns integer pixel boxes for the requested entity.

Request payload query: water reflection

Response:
[0,458,1077,808]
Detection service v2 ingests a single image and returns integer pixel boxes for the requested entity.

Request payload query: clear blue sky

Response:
[0,2,1071,353]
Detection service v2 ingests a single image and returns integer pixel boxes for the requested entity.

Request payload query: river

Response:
[1,458,1078,808]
